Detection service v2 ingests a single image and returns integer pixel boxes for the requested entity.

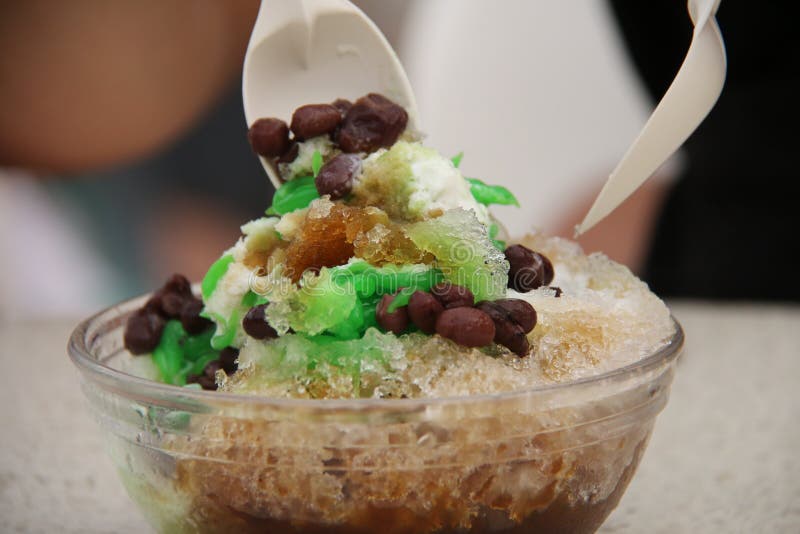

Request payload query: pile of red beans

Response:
[247,92,408,200]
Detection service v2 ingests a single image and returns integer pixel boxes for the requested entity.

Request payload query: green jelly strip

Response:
[326,298,365,340]
[241,290,268,308]
[325,264,443,335]
[202,254,234,300]
[311,150,323,177]
[333,265,444,300]
[451,152,464,168]
[267,175,319,216]
[189,352,221,376]
[210,310,239,350]
[466,177,520,207]
[149,319,221,389]
[152,321,188,386]
[180,329,215,362]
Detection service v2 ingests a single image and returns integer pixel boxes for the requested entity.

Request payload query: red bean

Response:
[493,298,537,333]
[475,301,531,356]
[124,309,165,355]
[407,290,444,334]
[338,93,408,153]
[180,297,213,335]
[431,282,474,309]
[248,118,291,157]
[505,245,554,292]
[218,347,239,375]
[376,293,409,334]
[291,104,342,140]
[315,153,361,199]
[435,308,495,348]
[242,304,278,340]
[331,98,352,117]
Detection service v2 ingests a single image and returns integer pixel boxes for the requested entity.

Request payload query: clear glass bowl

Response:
[68,292,683,534]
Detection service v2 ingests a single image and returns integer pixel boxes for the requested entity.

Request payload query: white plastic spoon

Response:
[576,0,727,235]
[242,0,418,189]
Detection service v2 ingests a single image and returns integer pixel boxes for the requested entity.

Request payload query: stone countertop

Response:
[1,302,798,533]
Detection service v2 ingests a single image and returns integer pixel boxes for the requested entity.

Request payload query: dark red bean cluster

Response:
[187,347,239,390]
[247,92,408,197]
[124,274,213,355]
[504,244,555,293]
[376,282,536,356]
[242,304,279,340]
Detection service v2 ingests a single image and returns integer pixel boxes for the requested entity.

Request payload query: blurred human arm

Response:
[0,0,258,173]
[552,177,668,274]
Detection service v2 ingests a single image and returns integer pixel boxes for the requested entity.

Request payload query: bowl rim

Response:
[68,291,684,410]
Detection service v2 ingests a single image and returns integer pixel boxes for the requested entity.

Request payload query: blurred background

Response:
[1,0,796,320]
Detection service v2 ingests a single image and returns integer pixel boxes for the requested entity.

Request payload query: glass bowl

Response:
[68,292,683,534]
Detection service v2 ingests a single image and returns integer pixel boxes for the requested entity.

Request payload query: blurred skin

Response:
[0,0,259,172]
[0,0,659,277]
[552,179,667,274]
[0,0,260,282]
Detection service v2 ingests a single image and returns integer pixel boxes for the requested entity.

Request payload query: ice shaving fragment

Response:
[202,261,253,348]
[240,217,280,253]
[352,141,490,225]
[278,135,336,180]
[405,209,509,301]
[236,217,281,268]
[274,207,308,241]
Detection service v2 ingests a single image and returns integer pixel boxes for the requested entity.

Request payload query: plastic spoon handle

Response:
[576,0,726,235]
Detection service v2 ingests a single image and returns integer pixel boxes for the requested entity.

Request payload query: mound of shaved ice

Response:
[221,234,674,399]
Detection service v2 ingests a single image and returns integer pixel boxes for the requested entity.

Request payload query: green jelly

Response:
[241,290,268,309]
[311,150,323,177]
[209,310,239,350]
[267,176,320,216]
[201,254,234,300]
[152,320,188,385]
[466,177,520,207]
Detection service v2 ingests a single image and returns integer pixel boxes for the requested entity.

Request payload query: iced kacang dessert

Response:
[114,93,677,533]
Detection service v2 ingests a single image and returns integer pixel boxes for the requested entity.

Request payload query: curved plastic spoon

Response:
[242,0,418,188]
[576,0,726,235]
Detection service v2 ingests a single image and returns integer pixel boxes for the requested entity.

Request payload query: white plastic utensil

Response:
[576,0,726,235]
[242,0,418,189]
